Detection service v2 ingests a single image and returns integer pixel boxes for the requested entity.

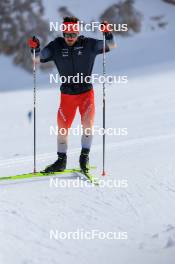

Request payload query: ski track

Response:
[1,133,175,169]
[1,131,175,264]
[1,75,175,263]
[1,79,175,263]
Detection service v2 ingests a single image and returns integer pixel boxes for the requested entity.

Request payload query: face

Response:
[63,32,78,46]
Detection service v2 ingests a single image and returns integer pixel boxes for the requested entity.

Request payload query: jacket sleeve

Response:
[92,33,115,55]
[40,41,54,63]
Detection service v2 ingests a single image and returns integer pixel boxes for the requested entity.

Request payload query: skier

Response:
[27,110,33,123]
[28,17,116,173]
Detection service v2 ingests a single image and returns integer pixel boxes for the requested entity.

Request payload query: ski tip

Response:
[101,171,107,176]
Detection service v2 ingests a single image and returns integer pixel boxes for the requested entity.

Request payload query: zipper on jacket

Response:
[70,47,75,77]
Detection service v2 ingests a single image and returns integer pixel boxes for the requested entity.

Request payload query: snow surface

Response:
[1,0,175,263]
[1,64,175,264]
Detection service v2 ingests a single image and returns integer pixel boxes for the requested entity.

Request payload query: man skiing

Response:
[28,17,116,173]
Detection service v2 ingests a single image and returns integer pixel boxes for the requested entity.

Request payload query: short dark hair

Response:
[63,17,79,23]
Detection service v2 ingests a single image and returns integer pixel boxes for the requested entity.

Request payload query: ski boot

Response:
[79,148,90,173]
[44,152,67,173]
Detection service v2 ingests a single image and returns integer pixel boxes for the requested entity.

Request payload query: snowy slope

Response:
[1,64,175,264]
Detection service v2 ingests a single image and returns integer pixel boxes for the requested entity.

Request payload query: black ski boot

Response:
[44,152,67,173]
[79,148,90,173]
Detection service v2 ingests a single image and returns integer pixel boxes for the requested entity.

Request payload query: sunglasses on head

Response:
[63,33,78,38]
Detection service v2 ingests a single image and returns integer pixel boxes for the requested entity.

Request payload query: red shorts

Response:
[57,89,95,129]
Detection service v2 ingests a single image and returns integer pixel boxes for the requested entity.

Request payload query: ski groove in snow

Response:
[0,133,175,169]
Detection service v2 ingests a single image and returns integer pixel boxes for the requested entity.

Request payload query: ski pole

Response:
[33,48,36,173]
[102,32,106,176]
